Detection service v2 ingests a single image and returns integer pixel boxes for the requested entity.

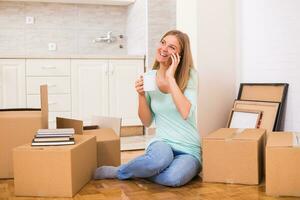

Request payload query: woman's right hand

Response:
[135,76,145,96]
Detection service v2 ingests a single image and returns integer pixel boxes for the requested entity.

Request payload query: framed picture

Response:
[237,83,288,130]
[233,100,280,132]
[227,109,262,129]
[237,83,288,103]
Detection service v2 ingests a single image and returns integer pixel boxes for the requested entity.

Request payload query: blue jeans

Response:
[117,141,201,187]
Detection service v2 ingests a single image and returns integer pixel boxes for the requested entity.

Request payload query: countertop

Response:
[0,55,145,60]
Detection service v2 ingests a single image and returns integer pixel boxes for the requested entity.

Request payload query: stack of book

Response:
[31,128,75,146]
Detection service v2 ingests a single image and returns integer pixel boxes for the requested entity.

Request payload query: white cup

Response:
[143,70,157,91]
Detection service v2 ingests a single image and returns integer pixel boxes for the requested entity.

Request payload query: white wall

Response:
[238,0,300,131]
[147,0,176,69]
[176,0,198,66]
[126,0,147,55]
[177,0,236,135]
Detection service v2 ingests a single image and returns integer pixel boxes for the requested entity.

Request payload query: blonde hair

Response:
[152,30,194,92]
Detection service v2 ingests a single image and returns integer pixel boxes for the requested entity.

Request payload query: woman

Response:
[94,30,201,187]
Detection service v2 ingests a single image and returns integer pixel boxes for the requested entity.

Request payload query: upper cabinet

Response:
[1,0,135,6]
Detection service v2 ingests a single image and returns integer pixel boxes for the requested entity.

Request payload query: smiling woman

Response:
[94,30,201,188]
[152,30,193,93]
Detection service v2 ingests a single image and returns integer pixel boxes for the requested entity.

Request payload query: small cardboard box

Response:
[13,134,97,197]
[56,117,121,167]
[0,85,48,178]
[203,128,266,185]
[266,132,300,197]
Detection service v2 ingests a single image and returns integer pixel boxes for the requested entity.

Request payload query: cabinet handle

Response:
[105,66,109,75]
[42,66,57,70]
[48,101,57,105]
[109,66,114,75]
[48,84,56,88]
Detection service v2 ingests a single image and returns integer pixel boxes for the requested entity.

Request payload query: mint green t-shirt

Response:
[146,69,201,162]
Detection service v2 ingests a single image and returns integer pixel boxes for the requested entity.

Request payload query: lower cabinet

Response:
[109,59,144,125]
[25,59,72,128]
[0,58,144,128]
[71,59,144,126]
[71,59,109,124]
[0,59,26,109]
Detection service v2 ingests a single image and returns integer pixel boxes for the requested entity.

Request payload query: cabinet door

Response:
[0,59,26,108]
[71,59,109,124]
[109,59,144,126]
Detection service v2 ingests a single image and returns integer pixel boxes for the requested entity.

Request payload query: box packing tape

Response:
[225,128,245,142]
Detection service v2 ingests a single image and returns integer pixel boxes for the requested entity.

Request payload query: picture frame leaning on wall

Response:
[232,100,280,132]
[227,109,262,129]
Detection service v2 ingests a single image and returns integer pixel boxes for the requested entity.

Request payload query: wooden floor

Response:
[0,150,299,200]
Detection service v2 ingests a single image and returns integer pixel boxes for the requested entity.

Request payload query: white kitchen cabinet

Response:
[0,59,26,108]
[71,59,144,126]
[26,59,71,128]
[109,59,144,125]
[71,59,109,124]
[0,57,144,128]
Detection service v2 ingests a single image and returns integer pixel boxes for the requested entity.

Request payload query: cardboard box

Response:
[56,117,121,167]
[203,128,266,185]
[266,132,300,197]
[0,85,48,178]
[13,134,97,197]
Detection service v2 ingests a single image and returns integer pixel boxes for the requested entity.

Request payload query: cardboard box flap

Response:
[0,108,41,112]
[56,117,83,134]
[84,128,118,142]
[204,128,238,140]
[40,85,48,129]
[233,129,266,140]
[0,109,42,117]
[238,83,288,103]
[91,116,121,136]
[267,132,294,147]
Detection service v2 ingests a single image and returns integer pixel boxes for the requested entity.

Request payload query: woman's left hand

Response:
[166,53,181,80]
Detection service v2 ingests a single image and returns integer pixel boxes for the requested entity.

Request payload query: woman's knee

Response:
[159,173,190,187]
[155,155,201,187]
[144,155,172,173]
[145,141,174,170]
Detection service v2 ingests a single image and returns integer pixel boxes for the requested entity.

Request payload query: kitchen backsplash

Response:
[126,0,147,56]
[0,1,127,56]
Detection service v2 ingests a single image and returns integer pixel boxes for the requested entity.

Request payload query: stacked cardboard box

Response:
[266,132,300,197]
[13,134,97,197]
[12,116,120,197]
[203,128,266,185]
[0,85,48,178]
[203,84,289,186]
